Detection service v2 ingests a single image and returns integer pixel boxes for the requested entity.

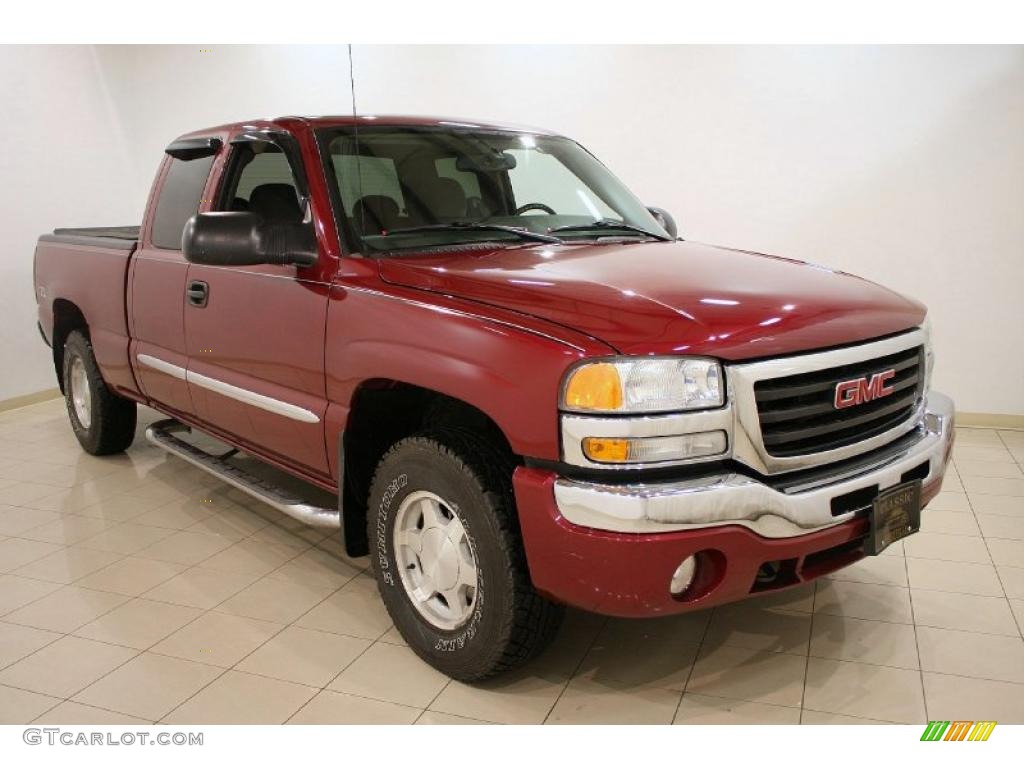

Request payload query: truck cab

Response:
[33,115,954,680]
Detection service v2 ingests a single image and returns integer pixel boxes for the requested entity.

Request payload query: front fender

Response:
[324,281,612,464]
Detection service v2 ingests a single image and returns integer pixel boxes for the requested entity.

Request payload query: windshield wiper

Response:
[382,222,562,245]
[548,218,671,241]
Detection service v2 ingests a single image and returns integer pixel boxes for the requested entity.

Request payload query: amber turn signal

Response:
[563,363,623,412]
[582,437,630,463]
[581,431,728,465]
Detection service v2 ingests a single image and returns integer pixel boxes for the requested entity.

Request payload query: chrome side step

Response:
[145,419,340,529]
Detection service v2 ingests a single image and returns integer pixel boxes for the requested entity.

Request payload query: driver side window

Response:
[217,144,304,224]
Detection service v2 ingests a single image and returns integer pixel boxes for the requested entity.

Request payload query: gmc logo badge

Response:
[834,369,896,409]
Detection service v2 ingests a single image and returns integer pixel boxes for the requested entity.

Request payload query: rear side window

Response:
[150,154,216,249]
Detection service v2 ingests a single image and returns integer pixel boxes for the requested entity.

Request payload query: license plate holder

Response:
[865,480,922,556]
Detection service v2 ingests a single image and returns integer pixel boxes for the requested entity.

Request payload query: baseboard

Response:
[0,388,62,413]
[956,411,1024,430]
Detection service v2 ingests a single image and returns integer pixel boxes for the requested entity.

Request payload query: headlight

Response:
[562,357,723,414]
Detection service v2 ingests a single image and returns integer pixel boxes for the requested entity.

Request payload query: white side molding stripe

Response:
[186,369,321,424]
[137,353,186,380]
[136,354,320,424]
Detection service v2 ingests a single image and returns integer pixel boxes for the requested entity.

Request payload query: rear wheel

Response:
[63,330,136,455]
[367,430,563,681]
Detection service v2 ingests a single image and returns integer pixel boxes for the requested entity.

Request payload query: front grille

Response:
[754,345,923,457]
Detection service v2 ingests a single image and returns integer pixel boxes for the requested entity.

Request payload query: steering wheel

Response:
[515,202,557,215]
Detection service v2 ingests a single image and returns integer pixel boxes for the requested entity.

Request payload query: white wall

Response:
[352,45,1024,417]
[0,46,138,402]
[2,45,1022,415]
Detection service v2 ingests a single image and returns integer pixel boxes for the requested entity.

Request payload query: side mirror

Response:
[647,206,679,240]
[182,212,317,268]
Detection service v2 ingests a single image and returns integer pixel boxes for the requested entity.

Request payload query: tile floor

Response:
[1,398,1023,725]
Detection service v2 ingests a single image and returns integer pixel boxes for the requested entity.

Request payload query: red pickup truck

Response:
[33,115,954,680]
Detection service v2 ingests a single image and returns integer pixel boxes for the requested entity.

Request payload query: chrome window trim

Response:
[728,328,927,475]
[136,354,320,424]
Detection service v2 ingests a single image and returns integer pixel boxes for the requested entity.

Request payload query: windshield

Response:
[318,127,671,253]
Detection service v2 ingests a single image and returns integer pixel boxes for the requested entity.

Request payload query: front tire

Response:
[367,431,563,681]
[63,330,136,455]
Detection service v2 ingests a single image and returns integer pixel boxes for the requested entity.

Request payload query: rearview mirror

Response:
[182,212,317,268]
[647,206,679,240]
[456,151,517,173]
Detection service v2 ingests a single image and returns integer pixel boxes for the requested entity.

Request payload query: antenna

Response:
[347,43,359,120]
[348,44,365,241]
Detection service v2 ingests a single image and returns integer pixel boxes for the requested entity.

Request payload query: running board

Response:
[145,419,340,529]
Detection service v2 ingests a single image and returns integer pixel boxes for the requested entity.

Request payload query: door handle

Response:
[186,280,209,307]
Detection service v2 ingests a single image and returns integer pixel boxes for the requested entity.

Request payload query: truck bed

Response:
[34,226,139,398]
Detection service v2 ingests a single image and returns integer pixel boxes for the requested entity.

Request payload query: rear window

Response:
[151,154,216,250]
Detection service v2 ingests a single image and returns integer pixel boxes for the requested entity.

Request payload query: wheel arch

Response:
[51,298,89,392]
[339,378,516,557]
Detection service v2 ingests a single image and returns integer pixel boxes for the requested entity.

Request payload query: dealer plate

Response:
[865,480,922,556]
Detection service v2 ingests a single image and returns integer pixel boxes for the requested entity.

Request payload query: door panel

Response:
[129,251,193,414]
[129,148,219,416]
[183,262,330,474]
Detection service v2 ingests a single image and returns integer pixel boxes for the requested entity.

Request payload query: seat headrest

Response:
[353,195,400,235]
[405,176,467,220]
[249,184,302,224]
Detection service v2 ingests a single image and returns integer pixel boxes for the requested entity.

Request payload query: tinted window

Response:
[215,145,305,226]
[151,155,216,249]
[321,129,668,253]
[331,155,405,214]
[230,150,296,202]
[435,157,481,199]
[507,149,617,219]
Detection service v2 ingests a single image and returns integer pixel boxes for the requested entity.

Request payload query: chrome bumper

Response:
[554,391,954,538]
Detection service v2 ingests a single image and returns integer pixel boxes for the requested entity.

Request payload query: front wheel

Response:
[367,431,563,681]
[63,330,137,455]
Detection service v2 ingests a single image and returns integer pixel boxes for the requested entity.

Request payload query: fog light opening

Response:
[670,555,697,596]
[756,561,781,584]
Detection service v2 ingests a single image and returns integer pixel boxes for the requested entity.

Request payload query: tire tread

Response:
[64,330,136,455]
[369,429,563,680]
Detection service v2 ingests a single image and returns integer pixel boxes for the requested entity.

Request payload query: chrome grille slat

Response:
[754,352,920,400]
[761,391,919,445]
[758,374,920,423]
[753,345,924,458]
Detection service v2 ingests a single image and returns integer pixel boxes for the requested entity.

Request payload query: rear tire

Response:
[367,430,563,681]
[63,330,136,455]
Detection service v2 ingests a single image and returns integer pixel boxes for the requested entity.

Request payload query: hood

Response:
[378,240,926,360]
